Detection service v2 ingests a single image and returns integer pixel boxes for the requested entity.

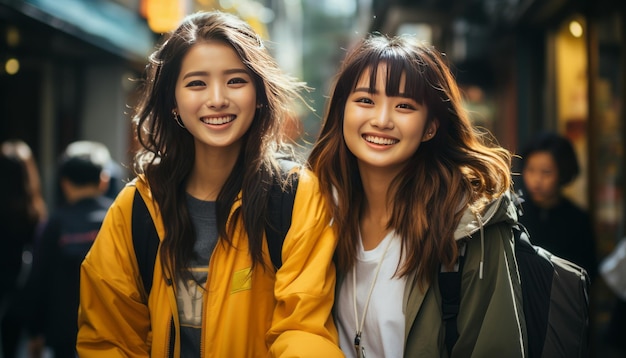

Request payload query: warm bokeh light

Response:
[6,26,20,47]
[569,20,583,38]
[143,0,184,33]
[5,58,20,75]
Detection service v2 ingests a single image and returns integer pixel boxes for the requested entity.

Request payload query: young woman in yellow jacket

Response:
[77,11,342,358]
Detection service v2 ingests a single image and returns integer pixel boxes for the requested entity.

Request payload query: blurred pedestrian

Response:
[76,10,341,357]
[519,131,598,279]
[54,141,124,206]
[21,140,113,358]
[0,139,47,358]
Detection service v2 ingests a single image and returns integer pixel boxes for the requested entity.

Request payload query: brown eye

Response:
[355,97,373,104]
[185,80,205,87]
[227,77,248,85]
[397,103,415,110]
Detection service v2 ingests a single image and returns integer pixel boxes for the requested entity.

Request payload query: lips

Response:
[201,115,235,125]
[363,134,399,145]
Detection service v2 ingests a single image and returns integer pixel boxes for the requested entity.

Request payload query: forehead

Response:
[526,151,557,169]
[181,41,246,70]
[354,63,406,91]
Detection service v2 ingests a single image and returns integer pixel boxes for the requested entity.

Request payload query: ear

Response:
[422,119,440,142]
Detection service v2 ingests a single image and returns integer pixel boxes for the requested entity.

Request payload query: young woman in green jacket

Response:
[309,34,527,357]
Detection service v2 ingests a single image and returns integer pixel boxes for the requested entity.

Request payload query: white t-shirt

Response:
[337,231,407,358]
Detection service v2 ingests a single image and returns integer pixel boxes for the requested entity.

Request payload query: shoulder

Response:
[294,166,315,182]
[290,168,330,221]
[117,175,154,203]
[97,176,157,219]
[292,167,322,194]
[559,197,588,216]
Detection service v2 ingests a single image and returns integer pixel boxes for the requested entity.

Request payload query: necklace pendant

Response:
[354,332,361,356]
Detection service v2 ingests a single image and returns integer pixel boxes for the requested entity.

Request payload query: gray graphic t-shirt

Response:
[179,194,218,357]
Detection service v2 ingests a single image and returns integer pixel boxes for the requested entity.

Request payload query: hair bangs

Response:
[352,45,428,104]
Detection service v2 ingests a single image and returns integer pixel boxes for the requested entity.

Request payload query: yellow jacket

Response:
[77,169,343,357]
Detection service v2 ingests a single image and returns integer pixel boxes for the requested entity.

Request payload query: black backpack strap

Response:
[513,223,552,357]
[266,160,299,270]
[131,189,160,298]
[439,242,467,355]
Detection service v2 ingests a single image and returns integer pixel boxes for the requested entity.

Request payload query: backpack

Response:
[131,163,299,296]
[439,224,590,357]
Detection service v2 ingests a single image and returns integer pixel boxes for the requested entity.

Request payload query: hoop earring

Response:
[172,110,185,128]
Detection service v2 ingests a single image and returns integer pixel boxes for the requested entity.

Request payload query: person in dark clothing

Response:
[54,140,124,207]
[22,140,113,358]
[519,132,598,280]
[0,140,47,358]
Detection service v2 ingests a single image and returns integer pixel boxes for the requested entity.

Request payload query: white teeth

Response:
[364,135,398,145]
[201,115,234,125]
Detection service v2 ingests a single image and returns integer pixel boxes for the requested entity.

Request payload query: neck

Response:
[186,146,240,201]
[358,166,396,250]
[533,194,560,209]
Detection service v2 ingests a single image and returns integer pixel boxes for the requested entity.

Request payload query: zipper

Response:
[167,317,175,358]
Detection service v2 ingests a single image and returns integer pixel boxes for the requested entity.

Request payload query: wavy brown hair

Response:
[308,34,512,286]
[132,11,308,280]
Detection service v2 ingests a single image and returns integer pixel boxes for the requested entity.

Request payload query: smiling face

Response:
[174,41,257,155]
[343,64,437,176]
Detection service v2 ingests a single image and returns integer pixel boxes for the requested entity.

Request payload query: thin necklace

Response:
[352,235,393,358]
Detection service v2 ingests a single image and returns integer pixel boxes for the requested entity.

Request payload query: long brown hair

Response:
[132,11,308,279]
[308,34,511,286]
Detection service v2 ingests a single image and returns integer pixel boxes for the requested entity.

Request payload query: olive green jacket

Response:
[337,191,528,357]
[403,192,527,357]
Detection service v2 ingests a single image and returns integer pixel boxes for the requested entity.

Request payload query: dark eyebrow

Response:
[224,68,250,76]
[182,68,250,80]
[353,87,413,99]
[182,71,206,80]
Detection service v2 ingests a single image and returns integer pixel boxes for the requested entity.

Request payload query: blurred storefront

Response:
[0,0,156,205]
[370,0,625,355]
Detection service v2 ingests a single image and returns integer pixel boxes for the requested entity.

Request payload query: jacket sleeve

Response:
[267,169,345,358]
[452,223,528,357]
[76,185,152,357]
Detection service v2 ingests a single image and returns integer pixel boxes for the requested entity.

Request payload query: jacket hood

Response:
[454,189,518,241]
[452,190,518,279]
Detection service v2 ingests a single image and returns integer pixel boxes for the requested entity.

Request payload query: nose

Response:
[206,84,228,109]
[369,105,393,129]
